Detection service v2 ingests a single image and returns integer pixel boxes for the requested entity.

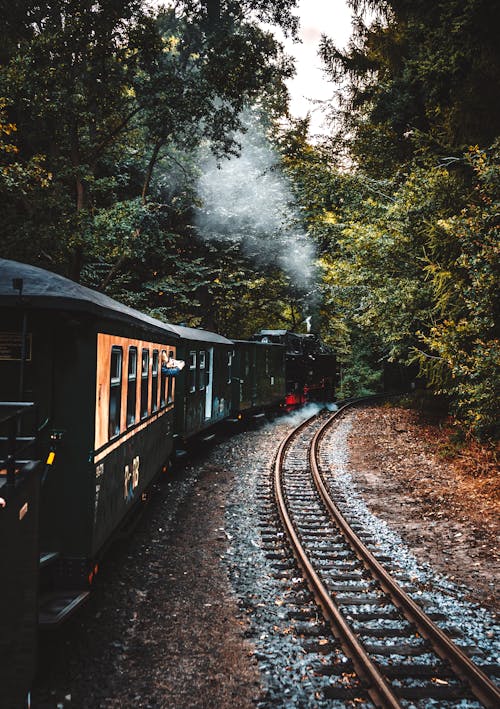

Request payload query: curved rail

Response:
[310,405,500,709]
[274,402,500,709]
[274,410,402,708]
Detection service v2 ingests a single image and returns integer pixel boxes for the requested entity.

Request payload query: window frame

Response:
[188,350,197,393]
[160,349,167,408]
[140,348,150,420]
[108,345,123,440]
[167,349,175,404]
[126,346,138,428]
[151,349,159,412]
[198,350,206,391]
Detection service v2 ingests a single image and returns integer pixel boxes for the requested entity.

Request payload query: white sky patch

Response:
[267,0,354,136]
[286,1,353,131]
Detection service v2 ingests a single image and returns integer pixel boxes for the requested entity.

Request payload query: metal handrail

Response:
[0,402,37,486]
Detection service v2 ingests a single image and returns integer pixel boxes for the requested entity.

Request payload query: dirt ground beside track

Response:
[346,404,499,612]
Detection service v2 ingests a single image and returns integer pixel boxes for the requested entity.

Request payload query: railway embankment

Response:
[345,403,499,611]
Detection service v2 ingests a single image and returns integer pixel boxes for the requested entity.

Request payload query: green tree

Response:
[320,0,500,175]
[1,0,158,275]
[299,0,500,433]
[0,0,297,281]
[414,143,500,435]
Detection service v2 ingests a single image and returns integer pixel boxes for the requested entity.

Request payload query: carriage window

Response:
[140,349,149,420]
[199,350,206,390]
[160,349,167,407]
[151,350,159,412]
[126,347,137,427]
[167,370,174,404]
[189,351,196,393]
[227,351,233,384]
[109,346,122,439]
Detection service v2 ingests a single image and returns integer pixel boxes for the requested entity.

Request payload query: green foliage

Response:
[320,0,500,175]
[337,337,383,399]
[0,0,305,340]
[413,143,500,435]
[279,113,498,433]
[284,0,498,435]
[2,0,497,438]
[0,0,295,278]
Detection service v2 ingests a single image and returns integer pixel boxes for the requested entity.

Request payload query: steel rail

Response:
[311,404,500,709]
[274,411,403,709]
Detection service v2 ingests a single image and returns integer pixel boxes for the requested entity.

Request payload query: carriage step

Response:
[39,551,60,569]
[39,590,90,627]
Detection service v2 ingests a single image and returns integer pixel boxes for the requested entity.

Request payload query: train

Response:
[0,258,335,704]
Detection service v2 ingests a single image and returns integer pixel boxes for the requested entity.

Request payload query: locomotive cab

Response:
[252,329,336,407]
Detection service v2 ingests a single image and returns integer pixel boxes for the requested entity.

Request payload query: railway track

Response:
[273,403,500,708]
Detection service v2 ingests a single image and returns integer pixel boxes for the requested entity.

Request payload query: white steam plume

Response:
[194,115,315,289]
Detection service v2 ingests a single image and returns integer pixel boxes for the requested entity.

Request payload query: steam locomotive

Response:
[0,258,335,705]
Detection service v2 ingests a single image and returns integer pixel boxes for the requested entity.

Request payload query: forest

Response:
[1,0,498,438]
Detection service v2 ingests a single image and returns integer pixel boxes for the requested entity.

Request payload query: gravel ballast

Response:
[32,404,499,708]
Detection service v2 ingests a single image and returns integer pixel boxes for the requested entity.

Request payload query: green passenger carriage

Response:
[0,260,179,623]
[0,258,336,637]
[169,324,234,444]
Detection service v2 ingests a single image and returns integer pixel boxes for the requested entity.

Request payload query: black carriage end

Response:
[0,402,41,708]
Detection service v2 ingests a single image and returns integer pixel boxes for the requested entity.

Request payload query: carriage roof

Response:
[169,323,233,345]
[0,259,180,338]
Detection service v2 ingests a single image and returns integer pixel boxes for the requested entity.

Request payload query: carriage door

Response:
[205,347,214,419]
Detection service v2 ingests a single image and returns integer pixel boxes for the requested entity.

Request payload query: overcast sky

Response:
[279,0,354,134]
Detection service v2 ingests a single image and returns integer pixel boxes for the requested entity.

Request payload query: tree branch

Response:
[99,253,128,292]
[91,106,143,165]
[142,138,165,204]
[412,347,444,361]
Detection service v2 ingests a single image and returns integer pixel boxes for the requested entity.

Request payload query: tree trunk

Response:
[99,253,128,292]
[70,124,87,282]
[69,244,84,283]
[205,0,221,28]
[142,139,164,204]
